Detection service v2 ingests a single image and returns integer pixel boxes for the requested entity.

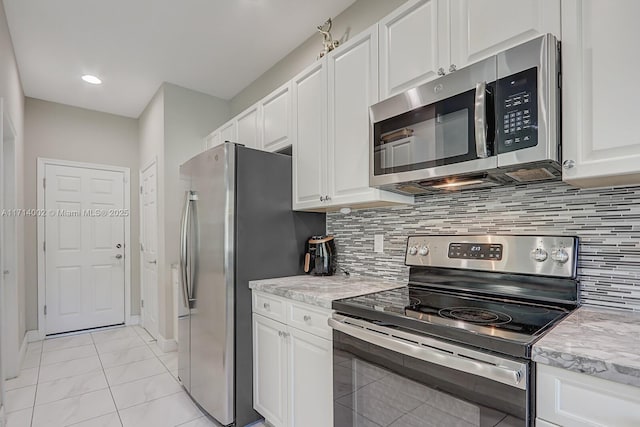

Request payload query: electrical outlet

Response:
[374,234,384,253]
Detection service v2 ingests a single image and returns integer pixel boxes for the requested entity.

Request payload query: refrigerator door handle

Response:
[179,191,191,308]
[187,192,199,302]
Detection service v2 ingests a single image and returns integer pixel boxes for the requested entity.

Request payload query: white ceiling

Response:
[3,0,356,118]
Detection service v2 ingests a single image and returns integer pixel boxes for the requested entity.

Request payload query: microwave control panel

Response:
[497,67,538,153]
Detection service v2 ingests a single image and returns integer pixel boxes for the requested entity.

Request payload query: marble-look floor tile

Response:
[91,327,139,343]
[5,367,39,391]
[99,345,157,369]
[495,415,523,427]
[158,352,178,372]
[176,416,220,427]
[132,326,156,343]
[35,370,109,406]
[110,372,182,410]
[118,392,202,427]
[147,342,165,357]
[334,402,382,427]
[95,336,147,354]
[21,351,41,369]
[5,407,33,427]
[389,403,476,427]
[104,358,167,386]
[5,385,36,413]
[43,334,94,352]
[38,355,102,383]
[67,412,123,427]
[40,343,97,366]
[31,388,116,427]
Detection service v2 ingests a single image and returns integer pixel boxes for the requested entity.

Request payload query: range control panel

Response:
[405,235,578,278]
[448,243,502,260]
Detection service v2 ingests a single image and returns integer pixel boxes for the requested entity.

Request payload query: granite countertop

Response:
[249,274,404,309]
[532,306,640,387]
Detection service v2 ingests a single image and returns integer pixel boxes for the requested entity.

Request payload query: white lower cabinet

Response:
[252,292,333,427]
[537,364,640,427]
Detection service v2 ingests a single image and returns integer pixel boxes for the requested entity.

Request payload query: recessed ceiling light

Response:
[81,75,102,85]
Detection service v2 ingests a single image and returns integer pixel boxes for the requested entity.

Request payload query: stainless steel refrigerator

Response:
[178,143,325,426]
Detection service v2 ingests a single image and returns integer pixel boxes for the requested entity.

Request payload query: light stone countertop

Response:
[248,274,405,309]
[532,306,640,387]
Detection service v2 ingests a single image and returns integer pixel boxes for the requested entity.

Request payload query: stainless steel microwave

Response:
[369,34,561,193]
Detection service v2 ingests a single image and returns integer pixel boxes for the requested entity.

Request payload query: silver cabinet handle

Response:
[437,67,445,76]
[115,254,123,259]
[303,315,311,322]
[147,260,157,264]
[263,302,270,311]
[282,332,290,338]
[449,64,457,73]
[562,159,576,169]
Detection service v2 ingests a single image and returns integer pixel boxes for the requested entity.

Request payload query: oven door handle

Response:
[474,81,489,158]
[328,317,527,390]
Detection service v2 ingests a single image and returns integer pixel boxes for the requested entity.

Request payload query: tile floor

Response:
[3,325,262,427]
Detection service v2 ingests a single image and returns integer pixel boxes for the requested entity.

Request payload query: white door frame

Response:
[36,157,132,339]
[1,102,20,378]
[139,157,158,338]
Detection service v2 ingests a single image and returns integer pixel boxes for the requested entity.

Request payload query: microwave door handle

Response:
[474,81,489,158]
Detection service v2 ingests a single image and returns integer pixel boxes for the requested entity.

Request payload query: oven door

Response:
[370,56,498,189]
[330,314,532,427]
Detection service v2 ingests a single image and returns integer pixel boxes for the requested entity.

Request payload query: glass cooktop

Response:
[333,285,569,344]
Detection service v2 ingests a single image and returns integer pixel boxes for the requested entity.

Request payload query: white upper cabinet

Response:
[561,0,640,188]
[203,130,222,151]
[449,0,560,69]
[379,0,449,99]
[260,83,292,153]
[219,120,236,144]
[292,60,327,210]
[327,25,380,206]
[236,104,261,150]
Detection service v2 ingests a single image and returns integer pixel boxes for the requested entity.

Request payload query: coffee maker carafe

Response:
[304,235,336,276]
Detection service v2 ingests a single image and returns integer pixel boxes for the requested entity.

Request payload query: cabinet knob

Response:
[303,315,311,322]
[278,330,283,337]
[437,67,446,76]
[263,302,270,310]
[562,159,576,169]
[325,195,331,201]
[449,64,457,73]
[319,196,324,202]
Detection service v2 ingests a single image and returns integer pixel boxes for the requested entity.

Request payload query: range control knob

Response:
[551,248,570,264]
[418,246,429,256]
[408,246,418,256]
[531,248,548,262]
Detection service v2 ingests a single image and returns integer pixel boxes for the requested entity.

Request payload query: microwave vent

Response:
[504,167,557,182]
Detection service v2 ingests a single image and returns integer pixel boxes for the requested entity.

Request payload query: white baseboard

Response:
[127,315,140,326]
[157,334,178,353]
[26,329,44,343]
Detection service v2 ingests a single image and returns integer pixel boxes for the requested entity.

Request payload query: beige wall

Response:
[139,83,229,340]
[0,0,25,372]
[24,98,140,330]
[230,0,407,115]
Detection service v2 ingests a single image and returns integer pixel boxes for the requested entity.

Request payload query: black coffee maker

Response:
[304,235,336,276]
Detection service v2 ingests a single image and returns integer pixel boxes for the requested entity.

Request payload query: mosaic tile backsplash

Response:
[327,181,640,311]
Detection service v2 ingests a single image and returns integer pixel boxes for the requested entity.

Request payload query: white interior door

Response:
[140,162,159,339]
[44,164,126,334]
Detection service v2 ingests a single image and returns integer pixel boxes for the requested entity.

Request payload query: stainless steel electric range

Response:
[330,235,578,427]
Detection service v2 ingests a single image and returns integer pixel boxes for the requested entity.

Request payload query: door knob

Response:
[115,254,123,259]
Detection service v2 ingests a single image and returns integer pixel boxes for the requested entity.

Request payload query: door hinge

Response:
[44,305,47,316]
[43,241,46,252]
[141,299,144,308]
[43,178,46,188]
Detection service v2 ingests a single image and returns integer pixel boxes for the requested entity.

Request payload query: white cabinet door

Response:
[449,0,560,69]
[253,314,287,427]
[219,120,236,144]
[236,105,260,150]
[261,83,292,153]
[287,327,332,427]
[292,60,327,211]
[379,0,448,99]
[561,0,640,188]
[327,25,379,206]
[537,364,640,427]
[203,131,221,151]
